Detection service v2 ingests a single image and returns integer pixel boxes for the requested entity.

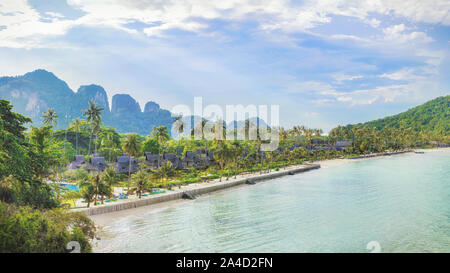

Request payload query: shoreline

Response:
[88,148,450,226]
[85,163,320,217]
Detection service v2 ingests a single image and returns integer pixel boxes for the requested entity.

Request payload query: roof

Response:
[185,151,196,159]
[117,155,130,163]
[145,152,160,161]
[90,156,109,171]
[74,155,84,162]
[163,153,176,160]
[83,162,99,171]
[335,141,352,147]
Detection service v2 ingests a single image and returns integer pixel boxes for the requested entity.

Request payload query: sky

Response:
[0,0,449,132]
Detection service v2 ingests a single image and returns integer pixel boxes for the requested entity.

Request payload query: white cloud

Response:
[0,0,79,48]
[382,24,433,44]
[332,73,363,83]
[379,68,421,81]
[285,81,334,94]
[0,0,449,48]
[303,111,320,118]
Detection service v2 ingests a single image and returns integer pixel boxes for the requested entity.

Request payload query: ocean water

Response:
[95,150,450,253]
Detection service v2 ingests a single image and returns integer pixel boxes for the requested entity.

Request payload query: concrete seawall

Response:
[83,164,320,216]
[347,150,413,159]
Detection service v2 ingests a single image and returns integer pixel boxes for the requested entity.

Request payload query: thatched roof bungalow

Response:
[115,155,139,174]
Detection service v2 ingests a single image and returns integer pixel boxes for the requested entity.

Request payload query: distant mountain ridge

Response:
[353,95,450,135]
[0,69,174,135]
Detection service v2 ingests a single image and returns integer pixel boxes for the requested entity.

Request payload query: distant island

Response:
[0,69,174,135]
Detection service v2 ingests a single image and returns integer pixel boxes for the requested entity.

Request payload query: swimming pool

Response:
[60,184,80,191]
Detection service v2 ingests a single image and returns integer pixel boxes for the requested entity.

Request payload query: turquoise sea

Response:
[96,150,450,253]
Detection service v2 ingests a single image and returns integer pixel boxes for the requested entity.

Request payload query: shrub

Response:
[62,169,89,181]
[0,202,96,253]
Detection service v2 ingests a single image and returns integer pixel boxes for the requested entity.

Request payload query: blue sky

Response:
[0,0,449,132]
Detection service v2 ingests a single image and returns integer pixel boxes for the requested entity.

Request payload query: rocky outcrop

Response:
[76,84,110,112]
[111,94,141,114]
[144,101,160,112]
[0,69,174,135]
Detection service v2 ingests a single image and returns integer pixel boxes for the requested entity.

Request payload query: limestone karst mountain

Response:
[0,69,174,135]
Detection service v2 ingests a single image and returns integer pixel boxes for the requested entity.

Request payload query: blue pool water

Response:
[61,184,79,191]
[95,150,450,253]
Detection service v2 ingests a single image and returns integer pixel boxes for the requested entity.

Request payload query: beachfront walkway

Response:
[74,163,320,215]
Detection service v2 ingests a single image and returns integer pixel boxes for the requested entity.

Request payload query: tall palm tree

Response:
[72,118,81,154]
[122,133,141,191]
[230,141,243,179]
[173,115,185,147]
[152,126,170,168]
[305,128,313,149]
[42,108,58,127]
[83,101,103,156]
[102,132,116,162]
[173,115,184,135]
[279,127,288,143]
[213,141,231,182]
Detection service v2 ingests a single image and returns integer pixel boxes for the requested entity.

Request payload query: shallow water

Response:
[95,150,450,253]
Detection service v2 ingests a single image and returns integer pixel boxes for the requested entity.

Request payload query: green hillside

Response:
[355,95,450,135]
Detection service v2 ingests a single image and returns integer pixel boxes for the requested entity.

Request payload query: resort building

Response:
[89,156,109,172]
[334,140,352,150]
[67,154,109,172]
[144,152,160,168]
[67,155,86,170]
[115,155,139,174]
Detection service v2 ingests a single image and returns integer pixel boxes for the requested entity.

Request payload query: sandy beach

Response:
[89,147,449,227]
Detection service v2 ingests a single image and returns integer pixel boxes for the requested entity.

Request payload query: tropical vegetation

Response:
[0,94,448,252]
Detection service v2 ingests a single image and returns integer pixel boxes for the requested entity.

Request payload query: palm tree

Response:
[102,132,116,162]
[213,141,231,181]
[314,129,323,138]
[80,184,95,208]
[122,133,141,191]
[102,167,118,188]
[152,161,176,187]
[305,128,313,149]
[152,126,170,168]
[279,127,288,143]
[230,141,243,179]
[0,175,16,203]
[79,174,110,206]
[83,101,103,156]
[173,115,184,135]
[42,108,58,127]
[132,170,150,198]
[72,118,81,154]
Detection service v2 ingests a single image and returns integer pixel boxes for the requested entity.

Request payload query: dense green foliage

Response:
[0,99,58,208]
[0,202,95,253]
[0,98,96,252]
[1,92,449,253]
[354,95,449,135]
